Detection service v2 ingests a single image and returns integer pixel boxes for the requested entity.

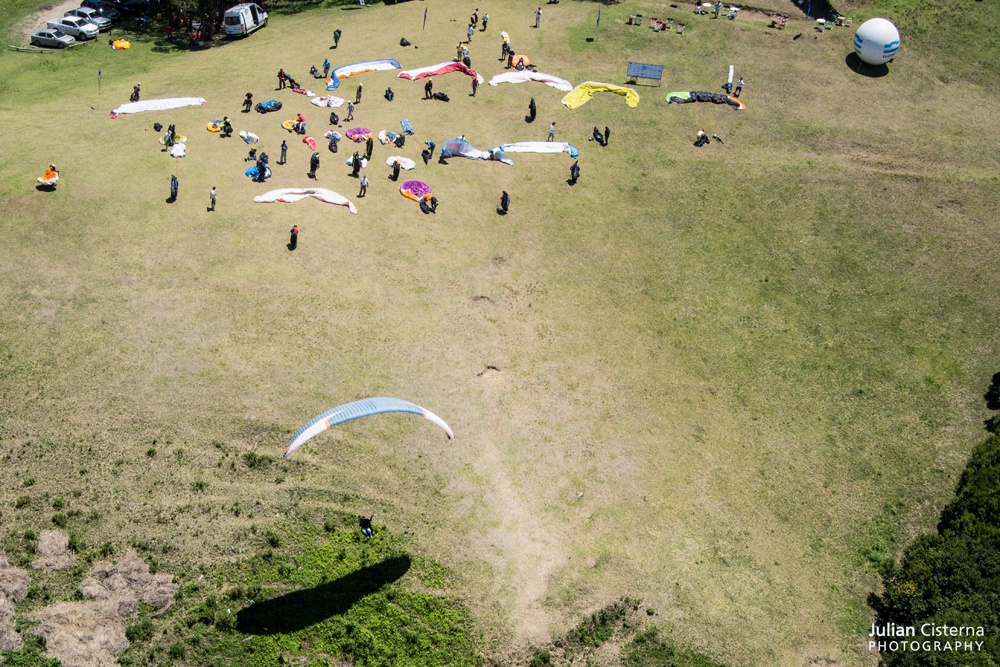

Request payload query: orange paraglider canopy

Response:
[510,54,530,69]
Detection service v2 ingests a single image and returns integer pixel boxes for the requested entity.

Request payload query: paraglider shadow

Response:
[236,555,411,635]
[845,53,889,78]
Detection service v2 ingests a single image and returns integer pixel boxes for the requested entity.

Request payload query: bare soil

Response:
[31,530,75,571]
[30,549,177,667]
[19,0,85,40]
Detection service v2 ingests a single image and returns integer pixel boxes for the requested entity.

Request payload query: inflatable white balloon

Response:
[854,18,900,65]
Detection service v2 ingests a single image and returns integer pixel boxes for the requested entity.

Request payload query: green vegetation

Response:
[118,523,480,667]
[623,628,730,667]
[873,433,1000,665]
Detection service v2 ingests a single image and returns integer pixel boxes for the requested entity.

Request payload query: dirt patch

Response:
[32,600,129,667]
[31,530,75,571]
[17,0,83,41]
[0,555,31,601]
[0,594,23,651]
[30,550,177,667]
[80,549,178,610]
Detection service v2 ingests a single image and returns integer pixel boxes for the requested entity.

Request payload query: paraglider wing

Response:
[283,397,453,457]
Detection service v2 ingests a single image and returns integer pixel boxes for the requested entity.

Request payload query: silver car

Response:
[65,7,113,31]
[30,29,77,48]
[46,16,99,40]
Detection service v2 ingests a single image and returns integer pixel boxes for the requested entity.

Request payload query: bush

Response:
[623,628,729,667]
[51,512,67,528]
[126,617,154,643]
[873,434,1000,665]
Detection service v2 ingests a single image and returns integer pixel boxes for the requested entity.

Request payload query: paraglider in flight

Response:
[283,397,454,458]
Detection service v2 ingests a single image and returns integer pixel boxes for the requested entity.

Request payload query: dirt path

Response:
[473,424,564,643]
[18,0,89,42]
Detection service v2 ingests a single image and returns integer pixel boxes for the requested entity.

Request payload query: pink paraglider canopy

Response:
[345,127,372,142]
[400,180,431,202]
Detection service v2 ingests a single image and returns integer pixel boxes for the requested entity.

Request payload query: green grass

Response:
[0,0,998,665]
[117,522,480,667]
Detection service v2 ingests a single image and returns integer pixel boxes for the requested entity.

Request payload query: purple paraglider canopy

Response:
[400,180,432,202]
[345,127,372,142]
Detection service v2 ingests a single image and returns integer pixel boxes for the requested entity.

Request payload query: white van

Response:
[224,3,267,36]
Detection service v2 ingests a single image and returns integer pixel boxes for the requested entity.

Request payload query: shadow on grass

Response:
[844,53,889,78]
[236,555,411,635]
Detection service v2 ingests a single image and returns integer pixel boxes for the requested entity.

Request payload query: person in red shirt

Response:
[289,225,298,250]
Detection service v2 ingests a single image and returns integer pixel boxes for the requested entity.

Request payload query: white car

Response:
[46,16,99,40]
[30,29,76,48]
[65,7,113,31]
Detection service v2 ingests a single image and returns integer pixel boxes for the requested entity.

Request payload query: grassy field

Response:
[1,0,999,665]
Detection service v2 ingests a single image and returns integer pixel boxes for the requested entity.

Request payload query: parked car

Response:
[30,29,77,48]
[65,7,112,31]
[79,0,121,22]
[46,16,99,40]
[224,3,267,37]
[116,0,150,16]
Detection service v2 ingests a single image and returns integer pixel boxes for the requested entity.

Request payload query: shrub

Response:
[51,512,67,528]
[873,434,1000,665]
[125,617,154,643]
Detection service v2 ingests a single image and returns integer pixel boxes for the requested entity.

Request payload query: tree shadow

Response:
[236,555,410,634]
[844,53,889,78]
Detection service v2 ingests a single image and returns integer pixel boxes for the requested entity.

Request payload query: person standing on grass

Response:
[391,159,401,182]
[471,9,478,27]
[170,174,178,200]
[471,77,479,97]
[289,225,298,251]
[309,151,320,178]
[529,97,536,122]
[346,101,354,121]
[482,12,489,30]
[365,136,374,160]
[333,28,341,48]
[467,23,474,42]
[243,92,253,112]
[499,190,510,214]
[734,77,744,97]
[280,140,288,164]
[355,82,363,104]
[425,79,433,99]
[604,126,611,146]
[358,174,368,197]
[323,58,330,78]
[547,121,555,141]
[535,7,542,28]
[569,160,580,184]
[209,186,216,211]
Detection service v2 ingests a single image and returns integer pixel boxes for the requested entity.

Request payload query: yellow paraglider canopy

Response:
[561,82,640,109]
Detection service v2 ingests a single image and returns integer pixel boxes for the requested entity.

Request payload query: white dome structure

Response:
[853,18,900,65]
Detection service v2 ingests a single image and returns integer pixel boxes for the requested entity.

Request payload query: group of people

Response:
[590,125,611,147]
